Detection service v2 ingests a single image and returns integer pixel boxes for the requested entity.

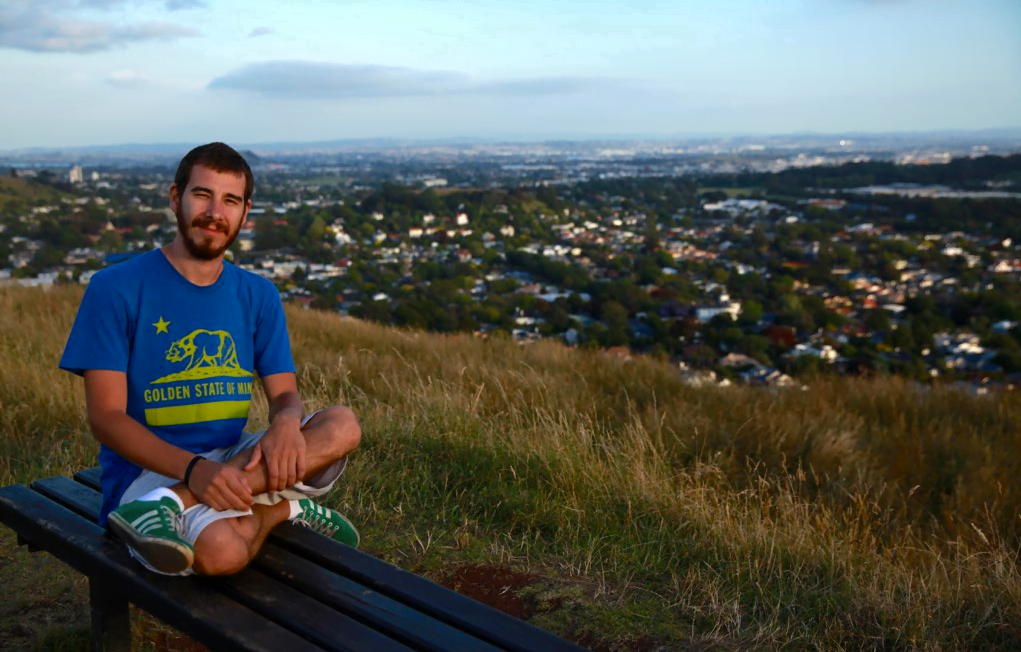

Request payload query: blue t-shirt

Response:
[60,248,295,523]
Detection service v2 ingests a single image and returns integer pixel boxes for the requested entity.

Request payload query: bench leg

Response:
[89,577,131,652]
[15,534,42,553]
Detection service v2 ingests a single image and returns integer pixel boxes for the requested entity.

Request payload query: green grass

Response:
[699,186,760,198]
[2,286,1021,651]
[0,177,68,211]
[0,528,90,652]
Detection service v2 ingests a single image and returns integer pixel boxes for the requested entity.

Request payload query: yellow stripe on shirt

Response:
[144,401,250,427]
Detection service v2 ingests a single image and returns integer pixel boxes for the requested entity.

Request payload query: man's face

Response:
[170,164,250,261]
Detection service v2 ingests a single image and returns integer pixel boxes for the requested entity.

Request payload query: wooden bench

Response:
[0,468,590,652]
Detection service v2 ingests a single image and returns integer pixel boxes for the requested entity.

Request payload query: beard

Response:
[175,208,243,261]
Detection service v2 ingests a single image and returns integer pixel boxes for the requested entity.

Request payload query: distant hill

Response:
[4,128,1020,162]
[0,175,68,210]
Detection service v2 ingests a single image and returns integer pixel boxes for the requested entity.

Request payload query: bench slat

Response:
[74,466,103,489]
[72,467,590,652]
[255,546,505,652]
[0,485,330,652]
[204,573,419,652]
[33,475,101,519]
[33,476,421,652]
[271,526,590,652]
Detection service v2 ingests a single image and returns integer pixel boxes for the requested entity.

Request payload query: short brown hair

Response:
[174,142,254,202]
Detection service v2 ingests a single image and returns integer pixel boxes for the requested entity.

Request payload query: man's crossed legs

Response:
[107,406,361,575]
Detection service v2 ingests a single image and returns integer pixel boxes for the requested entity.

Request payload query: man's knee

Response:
[306,405,361,458]
[193,521,251,576]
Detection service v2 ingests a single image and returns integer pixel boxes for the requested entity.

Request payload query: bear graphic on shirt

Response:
[152,329,253,383]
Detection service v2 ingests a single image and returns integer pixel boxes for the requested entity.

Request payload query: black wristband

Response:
[183,455,205,488]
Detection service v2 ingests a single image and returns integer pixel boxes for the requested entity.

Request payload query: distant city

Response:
[3,130,1021,392]
[4,129,1021,165]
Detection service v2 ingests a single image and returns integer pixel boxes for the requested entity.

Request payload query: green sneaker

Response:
[107,497,194,574]
[291,498,360,547]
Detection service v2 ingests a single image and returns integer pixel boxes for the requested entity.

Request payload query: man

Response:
[59,142,361,576]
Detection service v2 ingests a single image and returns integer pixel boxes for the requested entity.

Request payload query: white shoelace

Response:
[298,512,339,536]
[154,503,186,539]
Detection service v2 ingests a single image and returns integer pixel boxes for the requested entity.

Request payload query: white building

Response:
[694,302,742,322]
[788,344,839,363]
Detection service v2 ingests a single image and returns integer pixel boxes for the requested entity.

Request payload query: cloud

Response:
[106,69,149,87]
[248,26,274,38]
[478,78,599,96]
[208,61,602,100]
[164,0,207,10]
[77,0,135,8]
[0,1,200,53]
[31,0,206,10]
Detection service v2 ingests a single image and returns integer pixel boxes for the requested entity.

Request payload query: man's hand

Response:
[244,415,306,492]
[188,459,255,511]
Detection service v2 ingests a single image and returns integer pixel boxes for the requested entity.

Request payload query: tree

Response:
[305,215,327,242]
[786,354,824,377]
[29,244,65,272]
[536,185,559,210]
[891,325,916,353]
[738,300,762,326]
[543,303,572,333]
[635,256,660,285]
[720,326,743,350]
[97,230,122,251]
[737,334,772,365]
[254,207,278,251]
[864,309,892,335]
[994,349,1021,373]
[414,188,446,215]
[642,217,660,254]
[600,300,630,346]
[354,300,393,324]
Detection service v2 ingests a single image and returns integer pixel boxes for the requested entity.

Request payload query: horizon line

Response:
[4,126,1021,156]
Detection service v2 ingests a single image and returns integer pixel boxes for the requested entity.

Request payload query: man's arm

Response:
[84,369,254,510]
[243,372,306,492]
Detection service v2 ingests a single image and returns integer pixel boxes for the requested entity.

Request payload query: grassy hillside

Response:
[0,176,68,211]
[1,285,1019,651]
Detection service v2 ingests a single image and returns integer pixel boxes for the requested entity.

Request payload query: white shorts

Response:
[119,411,348,575]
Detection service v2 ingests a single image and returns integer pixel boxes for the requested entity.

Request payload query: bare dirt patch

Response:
[436,563,694,652]
[439,563,541,620]
[144,622,210,652]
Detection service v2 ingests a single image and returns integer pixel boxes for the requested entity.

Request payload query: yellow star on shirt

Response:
[153,316,170,334]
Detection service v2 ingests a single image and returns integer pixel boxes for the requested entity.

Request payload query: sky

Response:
[1,0,1019,149]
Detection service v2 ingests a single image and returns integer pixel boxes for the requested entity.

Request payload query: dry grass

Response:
[2,285,1020,651]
